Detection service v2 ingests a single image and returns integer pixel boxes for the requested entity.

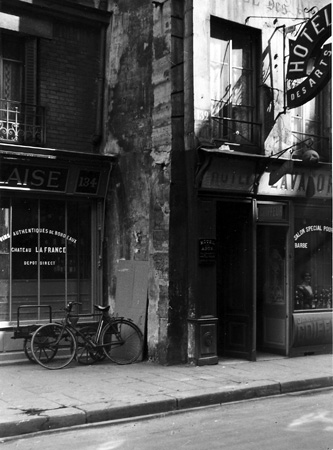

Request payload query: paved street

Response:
[1,388,332,450]
[0,353,332,440]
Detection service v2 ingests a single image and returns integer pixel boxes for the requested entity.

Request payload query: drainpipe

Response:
[93,25,106,150]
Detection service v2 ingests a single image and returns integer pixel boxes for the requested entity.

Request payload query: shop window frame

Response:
[293,203,332,313]
[0,196,98,325]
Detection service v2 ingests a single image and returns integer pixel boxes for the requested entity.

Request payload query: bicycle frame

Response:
[64,303,122,351]
[31,301,143,368]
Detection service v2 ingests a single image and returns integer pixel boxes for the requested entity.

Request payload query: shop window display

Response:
[0,197,93,322]
[294,205,332,311]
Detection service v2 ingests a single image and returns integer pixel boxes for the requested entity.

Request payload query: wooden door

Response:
[257,225,288,354]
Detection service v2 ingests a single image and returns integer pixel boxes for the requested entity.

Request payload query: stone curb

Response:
[1,376,332,441]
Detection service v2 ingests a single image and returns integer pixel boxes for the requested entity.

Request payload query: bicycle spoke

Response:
[101,320,143,364]
[76,326,101,365]
[31,323,76,370]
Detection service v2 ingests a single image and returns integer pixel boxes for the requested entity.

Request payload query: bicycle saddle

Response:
[94,304,110,312]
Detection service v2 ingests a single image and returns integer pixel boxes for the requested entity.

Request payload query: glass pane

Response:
[67,201,92,315]
[232,68,252,105]
[39,199,66,319]
[0,205,10,321]
[11,198,39,320]
[210,38,230,65]
[304,119,320,136]
[2,34,24,61]
[3,61,22,102]
[303,97,319,120]
[232,35,252,69]
[291,115,302,134]
[294,207,332,311]
[257,227,286,305]
[210,38,230,104]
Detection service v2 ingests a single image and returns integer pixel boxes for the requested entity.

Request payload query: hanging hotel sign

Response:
[286,4,331,109]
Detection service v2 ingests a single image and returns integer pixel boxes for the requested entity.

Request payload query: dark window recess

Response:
[0,32,45,145]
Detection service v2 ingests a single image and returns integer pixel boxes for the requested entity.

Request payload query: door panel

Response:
[257,225,288,354]
[217,202,255,360]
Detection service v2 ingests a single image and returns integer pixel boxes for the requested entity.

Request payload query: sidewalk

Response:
[0,353,332,440]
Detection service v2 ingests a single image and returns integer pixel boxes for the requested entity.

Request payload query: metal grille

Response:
[0,99,45,145]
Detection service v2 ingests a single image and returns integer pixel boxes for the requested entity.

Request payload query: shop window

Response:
[0,197,95,322]
[0,200,10,321]
[294,205,332,311]
[0,31,44,144]
[290,83,331,162]
[210,18,261,151]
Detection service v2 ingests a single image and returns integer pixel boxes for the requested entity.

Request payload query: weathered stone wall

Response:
[104,0,189,363]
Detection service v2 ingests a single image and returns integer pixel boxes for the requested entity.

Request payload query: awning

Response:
[197,147,332,199]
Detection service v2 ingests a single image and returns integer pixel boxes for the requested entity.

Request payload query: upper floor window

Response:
[290,84,331,162]
[0,31,44,145]
[210,18,261,151]
[0,33,24,102]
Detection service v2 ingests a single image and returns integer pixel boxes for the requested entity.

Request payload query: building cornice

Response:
[0,0,111,25]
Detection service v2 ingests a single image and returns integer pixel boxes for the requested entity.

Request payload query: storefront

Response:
[0,145,115,351]
[195,148,332,362]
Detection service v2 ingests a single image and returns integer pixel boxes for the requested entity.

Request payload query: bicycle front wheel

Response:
[31,323,76,370]
[101,319,143,364]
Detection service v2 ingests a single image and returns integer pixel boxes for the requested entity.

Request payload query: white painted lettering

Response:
[289,61,305,72]
[31,170,45,187]
[293,44,309,57]
[7,168,22,185]
[309,78,316,87]
[324,7,331,26]
[300,28,314,42]
[311,14,325,35]
[47,171,62,188]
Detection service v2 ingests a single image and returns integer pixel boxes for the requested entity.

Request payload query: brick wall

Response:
[39,22,100,152]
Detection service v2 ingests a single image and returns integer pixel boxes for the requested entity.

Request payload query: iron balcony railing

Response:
[211,115,262,148]
[0,99,45,145]
[291,130,330,161]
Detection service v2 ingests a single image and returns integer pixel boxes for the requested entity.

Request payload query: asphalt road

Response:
[2,389,333,450]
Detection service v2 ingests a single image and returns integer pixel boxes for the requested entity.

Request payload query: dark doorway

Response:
[216,201,255,360]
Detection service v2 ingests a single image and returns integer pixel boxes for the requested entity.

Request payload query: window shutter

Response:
[24,37,37,105]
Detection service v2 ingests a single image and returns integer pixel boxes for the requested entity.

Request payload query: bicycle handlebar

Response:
[65,301,82,312]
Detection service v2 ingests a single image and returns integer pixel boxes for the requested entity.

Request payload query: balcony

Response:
[0,99,45,146]
[291,130,331,163]
[211,115,262,150]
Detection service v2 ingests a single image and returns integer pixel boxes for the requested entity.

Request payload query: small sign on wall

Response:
[198,238,216,264]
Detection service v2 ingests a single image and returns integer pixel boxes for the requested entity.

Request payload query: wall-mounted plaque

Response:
[199,238,216,264]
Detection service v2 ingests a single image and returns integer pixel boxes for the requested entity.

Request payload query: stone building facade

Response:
[0,0,331,364]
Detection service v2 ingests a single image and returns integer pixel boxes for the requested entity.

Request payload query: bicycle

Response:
[30,301,143,370]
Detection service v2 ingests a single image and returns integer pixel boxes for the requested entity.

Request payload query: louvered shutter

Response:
[24,37,37,142]
[24,37,37,105]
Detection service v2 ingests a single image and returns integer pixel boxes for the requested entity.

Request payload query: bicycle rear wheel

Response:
[31,323,76,370]
[101,319,143,364]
